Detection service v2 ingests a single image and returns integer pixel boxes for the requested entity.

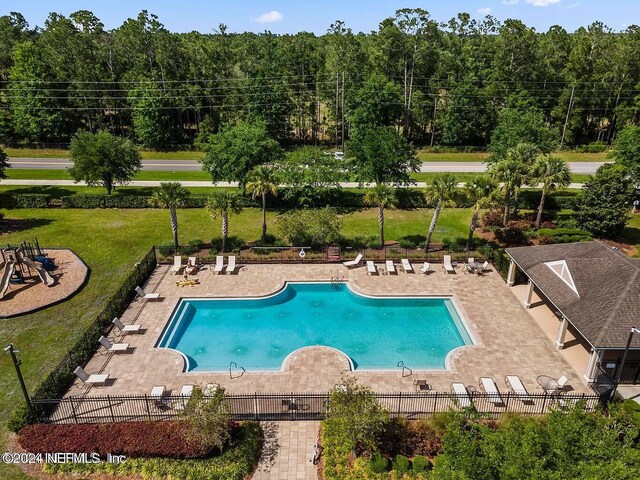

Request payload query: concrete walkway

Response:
[253,421,320,480]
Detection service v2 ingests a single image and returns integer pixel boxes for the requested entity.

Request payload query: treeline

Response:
[0,9,639,149]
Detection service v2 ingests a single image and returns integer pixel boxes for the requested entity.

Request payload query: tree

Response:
[576,163,634,237]
[276,207,342,247]
[609,125,640,182]
[68,130,141,195]
[201,121,283,185]
[0,147,8,179]
[364,184,397,247]
[183,386,231,453]
[465,176,497,252]
[206,191,243,253]
[528,155,571,229]
[424,173,457,253]
[149,182,190,253]
[245,165,278,242]
[348,126,419,186]
[489,144,533,226]
[347,75,403,133]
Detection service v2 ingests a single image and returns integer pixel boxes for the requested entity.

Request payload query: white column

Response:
[584,348,603,383]
[507,259,516,287]
[524,280,534,308]
[555,316,569,349]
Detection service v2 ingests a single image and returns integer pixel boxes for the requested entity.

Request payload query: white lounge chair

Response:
[480,377,504,406]
[443,255,455,273]
[150,385,166,408]
[213,255,224,274]
[171,256,183,274]
[74,366,109,386]
[451,382,472,408]
[343,253,363,268]
[112,317,142,335]
[99,335,129,353]
[505,375,533,404]
[419,262,433,274]
[468,257,475,264]
[135,286,160,301]
[185,256,198,275]
[401,259,413,273]
[557,375,568,390]
[226,256,238,274]
[174,384,194,410]
[385,260,396,274]
[366,261,377,275]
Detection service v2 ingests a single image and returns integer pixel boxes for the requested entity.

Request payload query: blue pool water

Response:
[157,282,473,372]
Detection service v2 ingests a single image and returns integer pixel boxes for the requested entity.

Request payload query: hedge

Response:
[0,193,52,208]
[517,190,580,211]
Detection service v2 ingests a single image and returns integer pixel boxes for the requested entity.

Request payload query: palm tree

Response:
[364,184,396,247]
[464,175,497,253]
[489,143,534,226]
[206,191,244,252]
[149,182,190,253]
[424,173,457,254]
[528,155,571,229]
[246,166,278,242]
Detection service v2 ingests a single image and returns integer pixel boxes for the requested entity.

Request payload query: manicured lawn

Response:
[4,148,202,160]
[411,172,590,184]
[416,150,608,162]
[622,214,640,256]
[5,169,212,182]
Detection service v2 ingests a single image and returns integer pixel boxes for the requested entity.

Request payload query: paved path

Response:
[252,421,320,480]
[8,157,609,174]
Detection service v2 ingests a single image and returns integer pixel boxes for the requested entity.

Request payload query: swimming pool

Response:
[157,282,473,372]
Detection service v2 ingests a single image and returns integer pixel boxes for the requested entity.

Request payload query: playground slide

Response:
[22,257,55,286]
[0,261,16,299]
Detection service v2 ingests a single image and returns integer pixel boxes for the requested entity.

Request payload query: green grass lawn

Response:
[4,148,202,160]
[416,150,608,162]
[622,214,640,257]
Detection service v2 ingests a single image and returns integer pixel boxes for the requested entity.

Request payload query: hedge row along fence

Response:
[8,247,158,432]
[0,189,580,211]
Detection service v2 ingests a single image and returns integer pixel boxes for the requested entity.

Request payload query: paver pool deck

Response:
[69,262,591,397]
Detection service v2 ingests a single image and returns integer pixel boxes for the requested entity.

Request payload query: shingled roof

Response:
[506,241,640,349]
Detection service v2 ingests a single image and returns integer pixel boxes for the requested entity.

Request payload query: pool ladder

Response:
[397,361,413,378]
[330,271,344,287]
[229,361,246,379]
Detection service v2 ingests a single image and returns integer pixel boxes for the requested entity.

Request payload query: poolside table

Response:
[536,375,561,393]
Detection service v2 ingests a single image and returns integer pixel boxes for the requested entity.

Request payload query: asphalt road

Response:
[8,157,609,174]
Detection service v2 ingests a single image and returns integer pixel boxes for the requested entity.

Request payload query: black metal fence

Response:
[31,391,600,425]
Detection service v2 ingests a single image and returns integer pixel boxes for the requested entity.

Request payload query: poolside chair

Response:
[150,385,166,408]
[174,384,194,411]
[451,382,472,408]
[226,255,238,274]
[414,379,431,392]
[171,256,183,274]
[343,253,363,268]
[505,375,533,404]
[385,260,396,274]
[366,261,377,275]
[98,335,129,353]
[480,377,504,406]
[419,262,433,275]
[401,259,413,273]
[213,255,225,274]
[557,375,568,390]
[74,366,109,386]
[477,260,489,275]
[135,286,161,301]
[112,317,142,335]
[185,256,198,275]
[442,255,455,273]
[468,257,475,264]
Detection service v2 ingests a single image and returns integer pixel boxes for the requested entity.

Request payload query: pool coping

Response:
[155,280,478,374]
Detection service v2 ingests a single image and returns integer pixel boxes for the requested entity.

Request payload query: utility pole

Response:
[335,72,340,150]
[4,344,31,409]
[430,92,438,147]
[341,72,345,151]
[560,86,575,148]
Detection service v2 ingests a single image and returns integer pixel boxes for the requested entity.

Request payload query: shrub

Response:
[369,452,390,473]
[0,193,52,208]
[188,238,204,250]
[211,236,245,252]
[392,454,411,473]
[494,224,530,246]
[481,209,504,228]
[157,244,174,257]
[276,207,342,247]
[412,455,431,472]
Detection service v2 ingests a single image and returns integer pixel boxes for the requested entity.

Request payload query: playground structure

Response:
[0,239,56,300]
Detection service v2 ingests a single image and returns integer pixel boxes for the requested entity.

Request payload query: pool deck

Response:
[69,262,592,397]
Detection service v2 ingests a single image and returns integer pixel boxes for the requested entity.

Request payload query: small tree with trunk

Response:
[68,130,141,195]
[364,184,396,247]
[0,147,8,179]
[464,176,497,252]
[489,143,534,226]
[183,386,231,454]
[206,191,243,253]
[424,173,457,253]
[246,166,278,242]
[528,155,571,229]
[149,182,190,253]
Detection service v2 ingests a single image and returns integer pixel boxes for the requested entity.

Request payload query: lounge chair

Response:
[476,260,489,275]
[226,255,238,274]
[451,382,472,408]
[112,317,142,335]
[99,335,129,353]
[401,259,413,273]
[480,377,504,406]
[366,261,377,275]
[343,253,363,268]
[468,257,475,264]
[135,286,160,301]
[150,385,166,408]
[74,366,109,386]
[185,256,198,275]
[174,384,194,410]
[557,375,568,390]
[443,255,455,273]
[505,375,533,404]
[213,255,224,274]
[419,262,433,274]
[171,256,183,274]
[385,260,396,274]
[414,379,431,392]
